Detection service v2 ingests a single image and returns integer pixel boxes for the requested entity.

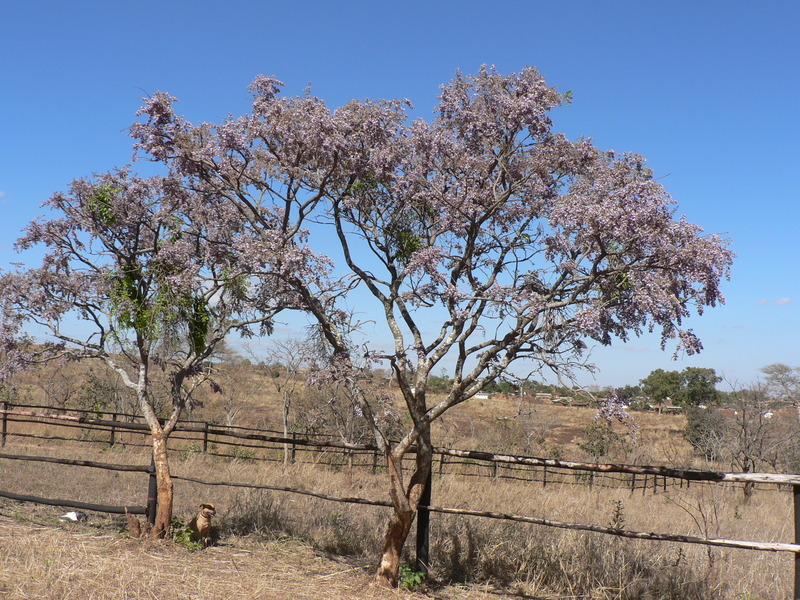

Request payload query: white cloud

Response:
[756,298,792,306]
[620,346,652,353]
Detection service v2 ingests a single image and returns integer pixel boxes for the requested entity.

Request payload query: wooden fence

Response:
[0,401,773,494]
[3,401,800,597]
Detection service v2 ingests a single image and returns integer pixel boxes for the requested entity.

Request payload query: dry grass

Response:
[3,370,795,598]
[0,511,562,600]
[1,432,795,599]
[0,515,441,600]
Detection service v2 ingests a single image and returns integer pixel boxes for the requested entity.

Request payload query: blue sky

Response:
[1,1,797,389]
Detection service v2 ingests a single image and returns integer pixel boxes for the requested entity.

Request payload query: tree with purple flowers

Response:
[118,65,731,585]
[0,170,284,537]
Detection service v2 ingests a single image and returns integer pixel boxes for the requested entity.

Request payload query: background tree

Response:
[261,337,313,465]
[684,381,800,497]
[684,406,728,462]
[725,385,788,485]
[678,367,721,407]
[298,324,404,454]
[616,384,642,402]
[640,368,683,410]
[131,66,733,586]
[0,170,283,536]
[77,365,138,416]
[761,363,800,421]
[206,343,263,427]
[641,367,721,409]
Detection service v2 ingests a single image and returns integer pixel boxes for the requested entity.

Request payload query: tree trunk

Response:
[375,507,416,588]
[374,434,433,588]
[149,434,174,538]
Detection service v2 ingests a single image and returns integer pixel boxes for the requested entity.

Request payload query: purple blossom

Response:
[595,388,632,424]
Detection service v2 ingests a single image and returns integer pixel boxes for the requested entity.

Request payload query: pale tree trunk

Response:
[137,371,181,540]
[150,432,174,538]
[374,431,433,588]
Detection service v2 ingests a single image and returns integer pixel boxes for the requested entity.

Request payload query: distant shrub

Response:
[684,407,726,462]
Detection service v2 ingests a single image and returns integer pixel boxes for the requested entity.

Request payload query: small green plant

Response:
[608,499,625,530]
[179,443,203,460]
[578,420,627,461]
[399,564,427,590]
[230,446,257,461]
[171,518,202,551]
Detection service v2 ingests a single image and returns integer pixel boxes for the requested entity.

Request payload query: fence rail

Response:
[2,402,793,492]
[0,489,147,515]
[2,401,800,597]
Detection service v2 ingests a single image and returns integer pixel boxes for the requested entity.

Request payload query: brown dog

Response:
[188,503,216,547]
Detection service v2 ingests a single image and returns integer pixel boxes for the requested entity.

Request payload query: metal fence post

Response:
[1,401,8,448]
[146,458,158,526]
[203,422,209,453]
[109,413,117,447]
[794,485,800,600]
[416,466,432,575]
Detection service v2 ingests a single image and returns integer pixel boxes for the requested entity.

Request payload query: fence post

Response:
[794,485,800,600]
[542,465,548,488]
[415,465,432,575]
[146,458,158,526]
[1,401,8,448]
[203,422,209,453]
[290,432,296,464]
[109,413,117,447]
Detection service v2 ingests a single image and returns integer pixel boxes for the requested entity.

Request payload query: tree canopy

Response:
[128,66,732,585]
[0,168,284,535]
[640,366,722,407]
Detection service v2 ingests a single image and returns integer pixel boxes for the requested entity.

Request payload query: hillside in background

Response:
[5,356,693,467]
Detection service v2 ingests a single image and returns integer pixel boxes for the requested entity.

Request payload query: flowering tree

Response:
[0,169,284,536]
[130,65,732,585]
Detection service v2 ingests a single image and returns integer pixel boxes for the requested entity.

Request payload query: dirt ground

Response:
[0,514,539,600]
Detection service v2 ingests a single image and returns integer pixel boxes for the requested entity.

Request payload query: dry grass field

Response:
[1,430,796,599]
[2,366,797,598]
[0,515,536,600]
